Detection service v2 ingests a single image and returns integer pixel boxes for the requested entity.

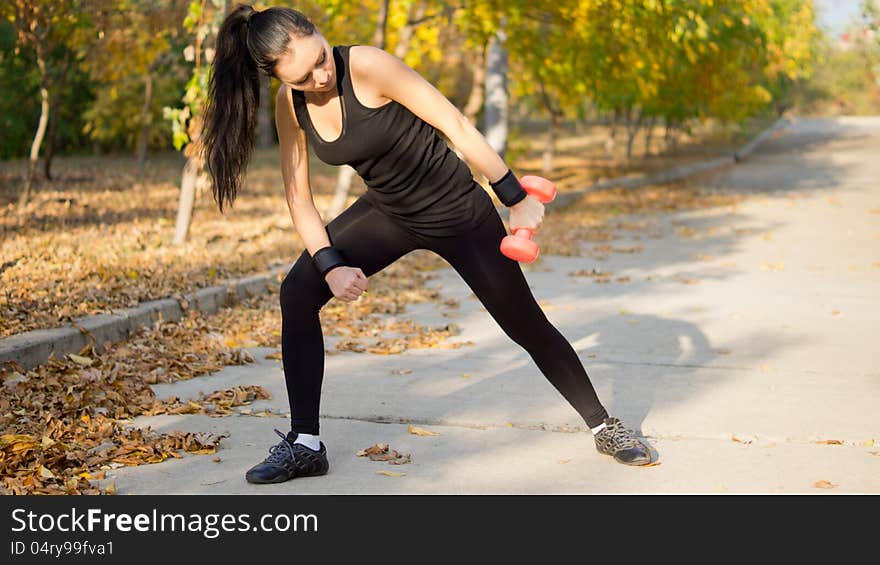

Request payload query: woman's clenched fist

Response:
[324,266,368,302]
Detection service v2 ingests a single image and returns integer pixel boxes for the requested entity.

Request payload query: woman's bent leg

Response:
[279,196,420,435]
[424,210,609,428]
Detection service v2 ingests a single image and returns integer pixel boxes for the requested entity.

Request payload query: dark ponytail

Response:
[202,4,317,213]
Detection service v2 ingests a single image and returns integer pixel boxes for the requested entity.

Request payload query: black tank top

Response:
[290,44,495,237]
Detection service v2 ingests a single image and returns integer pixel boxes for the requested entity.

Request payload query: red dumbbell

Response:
[500,175,557,263]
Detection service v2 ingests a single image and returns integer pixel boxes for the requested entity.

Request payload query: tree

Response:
[3,0,89,209]
[78,1,188,168]
[164,0,227,245]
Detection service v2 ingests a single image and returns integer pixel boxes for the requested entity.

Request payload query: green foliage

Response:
[0,0,843,160]
[163,0,226,157]
[0,21,40,158]
[0,21,94,159]
[83,70,186,150]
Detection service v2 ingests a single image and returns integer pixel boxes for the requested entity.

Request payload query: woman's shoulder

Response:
[347,44,390,74]
[346,45,393,108]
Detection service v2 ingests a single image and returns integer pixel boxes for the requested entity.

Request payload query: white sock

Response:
[590,422,607,436]
[293,433,321,451]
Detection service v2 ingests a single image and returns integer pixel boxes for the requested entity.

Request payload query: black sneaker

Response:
[245,429,330,484]
[593,417,653,466]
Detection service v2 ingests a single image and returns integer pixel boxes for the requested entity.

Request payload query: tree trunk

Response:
[372,0,390,49]
[42,85,62,181]
[538,81,562,174]
[173,155,200,245]
[484,20,509,160]
[257,74,273,149]
[542,116,560,174]
[461,41,487,125]
[605,107,620,156]
[394,1,425,59]
[137,69,154,166]
[625,107,643,159]
[43,49,71,181]
[326,165,357,220]
[664,117,679,152]
[643,115,657,157]
[19,53,50,210]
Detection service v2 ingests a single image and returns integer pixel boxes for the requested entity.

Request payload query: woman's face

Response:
[274,33,335,93]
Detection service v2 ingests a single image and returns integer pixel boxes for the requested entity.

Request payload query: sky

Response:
[814,0,866,36]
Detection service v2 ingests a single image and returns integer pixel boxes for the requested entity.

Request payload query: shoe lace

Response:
[263,428,295,466]
[602,420,640,450]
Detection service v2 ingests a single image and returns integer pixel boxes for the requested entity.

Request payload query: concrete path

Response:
[107,116,880,494]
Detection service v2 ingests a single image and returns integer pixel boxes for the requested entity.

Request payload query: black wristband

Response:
[311,246,348,278]
[489,169,528,207]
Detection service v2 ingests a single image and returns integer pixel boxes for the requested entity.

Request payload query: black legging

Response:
[279,194,609,435]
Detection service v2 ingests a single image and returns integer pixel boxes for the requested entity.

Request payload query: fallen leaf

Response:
[376,471,406,477]
[264,351,283,360]
[408,425,440,437]
[388,453,411,465]
[38,465,55,479]
[731,434,754,444]
[356,443,389,457]
[815,439,843,445]
[68,354,93,366]
[813,480,836,489]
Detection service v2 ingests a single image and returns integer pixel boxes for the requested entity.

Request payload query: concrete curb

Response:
[1,116,789,372]
[1,265,291,371]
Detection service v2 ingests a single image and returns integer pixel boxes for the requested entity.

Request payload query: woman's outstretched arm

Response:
[355,46,543,227]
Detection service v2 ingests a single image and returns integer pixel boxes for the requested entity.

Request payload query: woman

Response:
[201,4,654,485]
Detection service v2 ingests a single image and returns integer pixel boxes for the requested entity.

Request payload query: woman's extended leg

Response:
[423,210,610,428]
[422,208,652,466]
[279,196,421,436]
